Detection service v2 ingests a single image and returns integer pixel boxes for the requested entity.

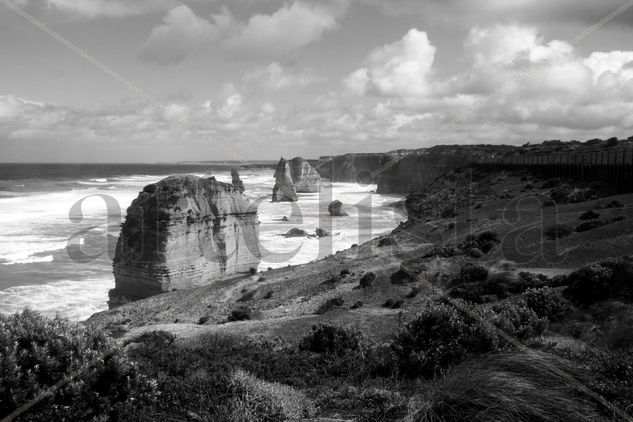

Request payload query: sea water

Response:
[0,163,406,321]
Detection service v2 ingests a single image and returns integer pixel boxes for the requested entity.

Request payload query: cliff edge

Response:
[109,175,260,307]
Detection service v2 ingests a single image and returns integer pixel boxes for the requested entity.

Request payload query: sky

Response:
[2,0,633,162]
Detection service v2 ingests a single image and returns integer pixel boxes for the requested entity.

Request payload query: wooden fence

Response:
[471,148,633,189]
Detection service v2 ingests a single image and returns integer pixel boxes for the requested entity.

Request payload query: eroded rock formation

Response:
[272,158,298,202]
[231,168,245,192]
[328,200,348,217]
[288,157,320,192]
[109,175,260,307]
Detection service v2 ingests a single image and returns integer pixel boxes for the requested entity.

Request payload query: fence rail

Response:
[470,147,633,189]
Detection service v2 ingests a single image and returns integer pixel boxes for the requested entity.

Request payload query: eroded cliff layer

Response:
[109,175,260,307]
[272,158,299,202]
[289,157,320,193]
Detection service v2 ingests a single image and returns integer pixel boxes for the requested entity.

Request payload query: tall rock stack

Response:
[109,175,261,307]
[231,168,245,192]
[272,158,298,202]
[289,157,320,193]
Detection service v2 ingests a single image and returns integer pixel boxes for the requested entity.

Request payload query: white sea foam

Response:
[0,277,111,321]
[0,169,405,320]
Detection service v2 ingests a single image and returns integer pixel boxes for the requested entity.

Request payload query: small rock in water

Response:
[315,228,331,237]
[328,200,348,216]
[283,228,309,237]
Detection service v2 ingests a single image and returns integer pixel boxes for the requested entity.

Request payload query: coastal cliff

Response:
[109,175,260,307]
[376,145,518,193]
[272,158,298,202]
[316,151,411,183]
[288,157,320,192]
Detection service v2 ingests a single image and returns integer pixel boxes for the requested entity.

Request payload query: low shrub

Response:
[299,324,365,356]
[580,209,600,220]
[237,290,256,302]
[198,315,210,325]
[457,263,488,284]
[359,272,376,288]
[544,224,573,240]
[316,297,344,314]
[575,220,607,233]
[391,269,413,285]
[404,352,604,422]
[0,309,158,420]
[522,287,572,321]
[383,299,404,309]
[564,257,633,306]
[227,307,252,322]
[606,200,625,208]
[468,248,484,258]
[406,287,421,299]
[489,301,548,340]
[392,301,503,377]
[263,290,273,299]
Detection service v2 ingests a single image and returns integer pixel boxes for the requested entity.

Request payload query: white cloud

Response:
[225,2,342,56]
[346,29,436,97]
[140,5,232,64]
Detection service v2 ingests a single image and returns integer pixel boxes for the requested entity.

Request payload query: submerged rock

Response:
[109,175,261,307]
[231,168,245,192]
[272,158,298,202]
[288,157,320,193]
[328,200,348,217]
[315,228,331,237]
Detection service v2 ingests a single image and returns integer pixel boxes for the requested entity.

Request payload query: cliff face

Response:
[316,151,411,183]
[288,157,320,193]
[109,175,260,307]
[272,158,298,202]
[376,145,518,193]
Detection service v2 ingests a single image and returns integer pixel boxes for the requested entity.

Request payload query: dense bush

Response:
[383,299,404,309]
[544,224,573,240]
[391,269,413,285]
[404,352,604,422]
[542,178,562,189]
[449,262,530,303]
[392,301,503,377]
[440,207,457,218]
[564,257,633,305]
[299,324,365,356]
[575,220,607,233]
[227,307,252,321]
[489,301,548,340]
[580,209,600,220]
[316,297,345,314]
[457,263,488,284]
[359,272,376,288]
[0,309,158,420]
[522,287,572,321]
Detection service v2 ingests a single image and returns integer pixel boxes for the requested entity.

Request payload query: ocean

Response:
[0,163,406,321]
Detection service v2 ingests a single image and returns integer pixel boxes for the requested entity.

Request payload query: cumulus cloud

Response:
[140,1,346,64]
[345,29,436,97]
[139,5,233,64]
[225,2,342,56]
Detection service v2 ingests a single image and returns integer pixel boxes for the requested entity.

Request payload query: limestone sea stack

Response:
[272,158,298,202]
[288,157,320,193]
[231,168,245,192]
[109,175,261,307]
